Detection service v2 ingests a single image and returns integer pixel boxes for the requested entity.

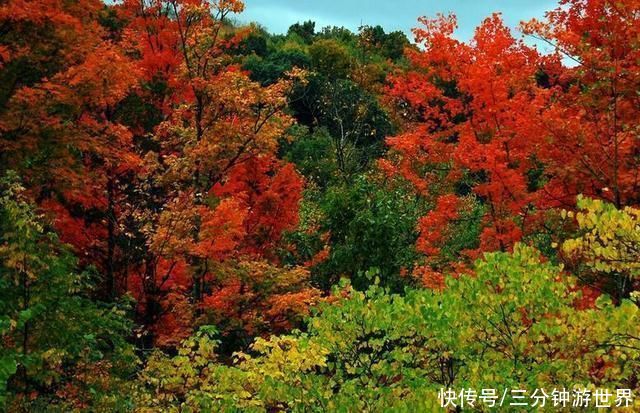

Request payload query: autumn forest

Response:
[0,0,639,411]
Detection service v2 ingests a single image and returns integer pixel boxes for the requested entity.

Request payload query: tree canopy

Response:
[0,0,639,410]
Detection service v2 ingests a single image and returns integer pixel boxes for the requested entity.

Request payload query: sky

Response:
[238,0,559,47]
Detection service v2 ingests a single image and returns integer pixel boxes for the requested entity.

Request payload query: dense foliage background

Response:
[0,0,639,410]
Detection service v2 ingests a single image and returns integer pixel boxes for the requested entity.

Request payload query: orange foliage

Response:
[212,156,304,258]
[200,261,320,337]
[386,3,640,272]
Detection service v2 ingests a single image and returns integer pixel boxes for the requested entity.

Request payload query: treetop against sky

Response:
[240,0,557,41]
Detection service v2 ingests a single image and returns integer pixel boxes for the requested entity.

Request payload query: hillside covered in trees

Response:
[0,0,639,411]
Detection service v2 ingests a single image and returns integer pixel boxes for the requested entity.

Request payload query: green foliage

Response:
[288,75,393,179]
[0,173,137,410]
[244,49,310,86]
[283,125,337,188]
[136,245,640,411]
[287,21,316,44]
[309,39,353,79]
[313,175,423,291]
[135,326,221,411]
[359,25,410,61]
[563,196,640,300]
[234,25,269,57]
[312,78,393,177]
[317,26,357,44]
